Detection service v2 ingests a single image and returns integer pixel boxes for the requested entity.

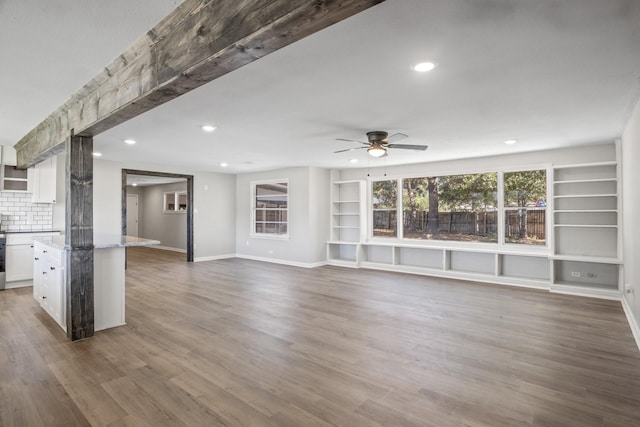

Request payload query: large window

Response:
[252,180,288,237]
[402,173,497,242]
[372,179,397,238]
[504,170,546,245]
[370,169,546,246]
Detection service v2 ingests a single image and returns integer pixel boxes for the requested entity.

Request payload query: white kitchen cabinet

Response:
[30,156,57,203]
[5,232,60,288]
[33,241,66,331]
[6,244,34,282]
[0,145,31,192]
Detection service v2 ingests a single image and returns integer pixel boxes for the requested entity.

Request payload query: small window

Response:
[503,170,547,245]
[372,179,398,238]
[252,180,288,238]
[164,191,187,212]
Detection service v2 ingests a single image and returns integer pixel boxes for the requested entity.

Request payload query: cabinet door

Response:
[30,157,56,203]
[33,246,44,301]
[49,261,65,328]
[6,244,35,282]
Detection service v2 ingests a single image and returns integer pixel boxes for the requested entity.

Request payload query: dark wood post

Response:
[65,135,94,340]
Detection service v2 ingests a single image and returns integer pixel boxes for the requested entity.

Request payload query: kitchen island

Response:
[32,234,160,333]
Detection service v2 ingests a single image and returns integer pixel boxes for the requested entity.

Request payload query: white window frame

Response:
[251,179,289,240]
[163,191,187,213]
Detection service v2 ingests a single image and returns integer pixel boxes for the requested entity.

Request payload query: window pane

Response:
[177,193,187,211]
[165,193,175,211]
[372,180,397,238]
[402,173,497,242]
[504,208,546,245]
[504,170,546,245]
[504,170,546,207]
[256,182,288,208]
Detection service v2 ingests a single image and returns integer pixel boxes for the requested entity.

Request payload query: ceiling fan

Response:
[334,131,428,158]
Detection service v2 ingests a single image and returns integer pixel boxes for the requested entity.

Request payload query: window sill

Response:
[250,233,290,241]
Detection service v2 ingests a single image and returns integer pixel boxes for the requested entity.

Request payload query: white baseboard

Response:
[622,295,640,352]
[153,245,187,253]
[3,280,32,289]
[194,254,236,262]
[236,254,327,269]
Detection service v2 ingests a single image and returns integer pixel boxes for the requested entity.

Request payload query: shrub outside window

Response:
[504,170,547,245]
[253,180,288,237]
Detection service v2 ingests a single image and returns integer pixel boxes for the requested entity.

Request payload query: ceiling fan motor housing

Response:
[367,131,389,144]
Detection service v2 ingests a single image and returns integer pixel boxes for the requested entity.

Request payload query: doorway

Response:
[122,169,194,262]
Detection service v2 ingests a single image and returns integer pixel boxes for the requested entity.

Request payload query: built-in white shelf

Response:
[553,193,617,199]
[326,154,622,299]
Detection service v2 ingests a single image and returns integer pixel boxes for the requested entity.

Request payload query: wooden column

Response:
[65,135,94,341]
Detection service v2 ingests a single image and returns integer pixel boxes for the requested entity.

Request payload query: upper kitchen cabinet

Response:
[0,145,31,192]
[30,157,57,203]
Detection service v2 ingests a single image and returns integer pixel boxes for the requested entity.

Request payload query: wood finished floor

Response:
[1,247,640,426]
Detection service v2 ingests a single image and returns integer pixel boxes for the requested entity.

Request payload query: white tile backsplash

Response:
[0,191,53,231]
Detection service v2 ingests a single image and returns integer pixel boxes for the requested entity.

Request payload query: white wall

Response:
[235,166,330,266]
[622,98,640,344]
[54,158,237,260]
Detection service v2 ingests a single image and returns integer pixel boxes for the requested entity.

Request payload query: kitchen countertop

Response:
[32,234,161,250]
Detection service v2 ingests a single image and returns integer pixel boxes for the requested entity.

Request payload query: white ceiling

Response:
[2,0,640,174]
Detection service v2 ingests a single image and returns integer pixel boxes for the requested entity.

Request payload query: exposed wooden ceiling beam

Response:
[15,0,385,168]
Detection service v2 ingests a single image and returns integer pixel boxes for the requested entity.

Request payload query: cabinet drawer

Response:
[47,248,63,266]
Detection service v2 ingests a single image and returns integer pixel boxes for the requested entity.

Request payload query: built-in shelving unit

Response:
[327,151,622,300]
[550,161,621,297]
[327,179,366,266]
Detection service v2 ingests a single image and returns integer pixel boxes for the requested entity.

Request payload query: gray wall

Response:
[622,97,640,340]
[138,181,188,251]
[235,166,330,266]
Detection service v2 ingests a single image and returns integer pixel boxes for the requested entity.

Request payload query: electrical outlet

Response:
[586,272,597,279]
[625,283,634,294]
[571,271,581,278]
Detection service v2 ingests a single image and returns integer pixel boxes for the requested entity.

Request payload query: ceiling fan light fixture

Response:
[367,144,387,158]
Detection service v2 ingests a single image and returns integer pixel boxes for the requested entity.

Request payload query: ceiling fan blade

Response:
[334,147,367,153]
[336,138,368,145]
[385,133,408,144]
[387,144,428,151]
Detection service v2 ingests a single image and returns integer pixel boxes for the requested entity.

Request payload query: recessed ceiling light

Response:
[124,139,136,145]
[350,159,358,163]
[92,152,102,157]
[504,139,517,145]
[202,125,217,132]
[220,162,228,167]
[132,183,138,187]
[413,61,437,72]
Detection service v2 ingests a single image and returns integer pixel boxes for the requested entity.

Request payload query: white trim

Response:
[153,245,187,253]
[236,254,327,269]
[194,254,236,262]
[358,262,551,291]
[3,279,32,289]
[549,284,621,300]
[622,296,640,352]
[250,178,289,239]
